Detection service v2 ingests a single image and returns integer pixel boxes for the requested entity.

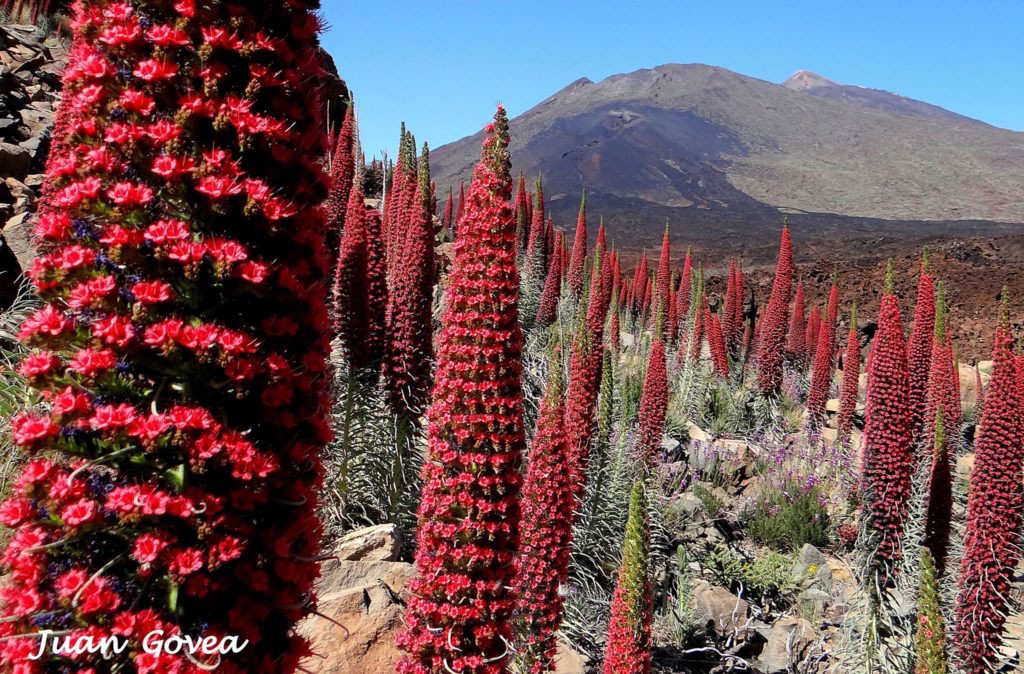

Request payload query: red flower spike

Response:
[535,231,564,327]
[442,187,454,231]
[706,305,729,378]
[397,122,526,674]
[923,409,953,576]
[756,225,794,394]
[601,481,653,674]
[631,252,649,316]
[805,305,821,367]
[860,266,913,565]
[786,280,808,369]
[513,362,574,674]
[524,177,546,273]
[1,2,334,669]
[567,192,588,297]
[653,225,671,339]
[924,284,961,447]
[333,182,370,368]
[836,306,861,444]
[907,259,936,447]
[674,247,693,341]
[955,302,1024,673]
[806,309,836,427]
[325,104,356,231]
[637,339,668,463]
[384,180,435,418]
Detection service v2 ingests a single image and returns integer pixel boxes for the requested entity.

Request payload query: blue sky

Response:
[321,1,1023,159]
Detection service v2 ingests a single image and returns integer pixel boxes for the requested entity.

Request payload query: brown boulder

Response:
[334,523,401,562]
[298,558,414,674]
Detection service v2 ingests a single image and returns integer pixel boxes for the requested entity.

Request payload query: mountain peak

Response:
[782,70,838,91]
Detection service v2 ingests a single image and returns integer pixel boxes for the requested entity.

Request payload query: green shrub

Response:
[692,483,725,518]
[746,482,830,551]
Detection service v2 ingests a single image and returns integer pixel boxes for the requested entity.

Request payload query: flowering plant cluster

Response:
[2,1,333,671]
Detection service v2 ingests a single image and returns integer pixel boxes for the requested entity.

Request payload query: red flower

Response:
[2,2,333,669]
[513,365,574,673]
[836,308,861,444]
[567,193,588,297]
[706,304,730,378]
[786,280,808,368]
[11,413,59,447]
[955,301,1024,673]
[806,285,840,427]
[637,339,669,462]
[907,262,936,446]
[860,267,912,564]
[756,225,793,394]
[397,116,524,674]
[534,231,563,327]
[601,482,652,674]
[132,59,177,81]
[61,499,98,527]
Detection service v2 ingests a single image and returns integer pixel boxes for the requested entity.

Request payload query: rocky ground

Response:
[297,360,1023,674]
[0,23,67,307]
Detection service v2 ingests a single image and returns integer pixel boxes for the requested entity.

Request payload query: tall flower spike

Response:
[654,223,672,339]
[631,252,649,316]
[907,253,936,447]
[535,231,564,327]
[383,179,435,418]
[514,174,528,251]
[837,305,861,443]
[807,295,841,427]
[568,191,588,297]
[756,224,794,394]
[443,186,454,230]
[364,205,389,365]
[326,103,356,230]
[924,283,961,446]
[637,339,668,463]
[333,182,370,367]
[397,121,526,674]
[601,480,653,674]
[923,409,953,575]
[707,304,730,378]
[914,548,949,674]
[805,305,821,368]
[1,2,334,670]
[786,280,808,368]
[860,260,913,567]
[513,355,574,674]
[675,246,693,340]
[955,292,1024,673]
[564,255,608,501]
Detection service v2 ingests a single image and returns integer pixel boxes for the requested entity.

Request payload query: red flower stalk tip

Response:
[567,192,588,297]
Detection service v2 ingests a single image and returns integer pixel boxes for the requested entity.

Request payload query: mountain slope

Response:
[430,64,1024,252]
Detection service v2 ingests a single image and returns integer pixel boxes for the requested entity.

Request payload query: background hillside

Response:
[431,64,1024,256]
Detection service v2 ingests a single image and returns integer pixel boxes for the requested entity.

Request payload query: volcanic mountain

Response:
[430,64,1024,258]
